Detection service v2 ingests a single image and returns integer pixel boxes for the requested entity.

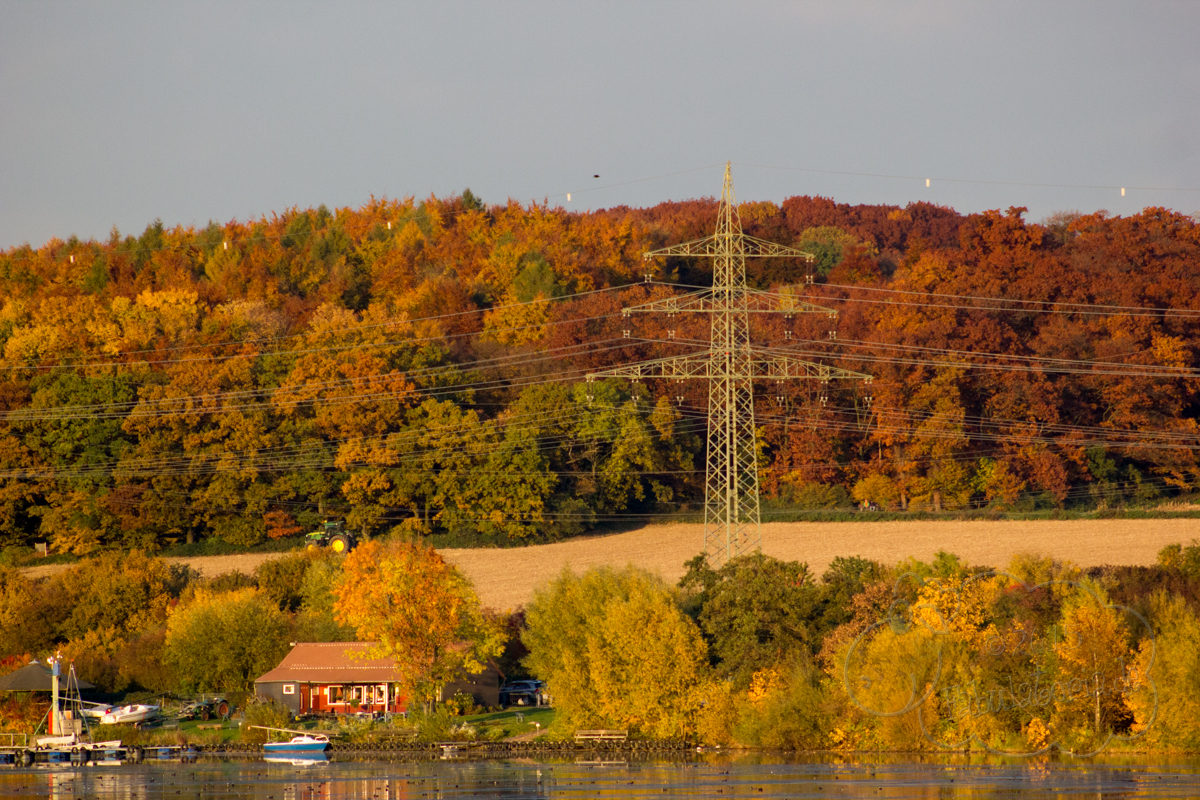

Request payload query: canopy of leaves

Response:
[681,553,822,687]
[332,539,504,700]
[523,565,710,737]
[163,587,291,694]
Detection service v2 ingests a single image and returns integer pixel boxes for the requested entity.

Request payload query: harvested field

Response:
[20,519,1194,610]
[443,518,1197,610]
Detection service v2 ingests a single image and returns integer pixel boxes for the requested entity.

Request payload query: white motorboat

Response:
[79,702,114,720]
[100,704,161,725]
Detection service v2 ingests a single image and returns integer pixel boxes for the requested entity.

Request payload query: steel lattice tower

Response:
[587,163,872,565]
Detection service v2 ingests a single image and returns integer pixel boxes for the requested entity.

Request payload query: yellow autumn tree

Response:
[1129,592,1200,749]
[585,577,710,738]
[1052,584,1135,751]
[332,539,504,706]
[524,565,711,738]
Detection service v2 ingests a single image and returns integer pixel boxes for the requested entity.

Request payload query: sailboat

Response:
[252,726,332,753]
[35,657,121,751]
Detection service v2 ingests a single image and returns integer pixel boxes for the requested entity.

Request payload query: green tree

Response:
[19,370,138,553]
[795,226,872,277]
[686,553,822,687]
[818,556,885,634]
[163,588,291,693]
[292,557,356,642]
[255,550,321,612]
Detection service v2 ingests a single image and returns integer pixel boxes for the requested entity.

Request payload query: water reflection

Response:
[1,754,1198,799]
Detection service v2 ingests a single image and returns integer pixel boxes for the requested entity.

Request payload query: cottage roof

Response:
[255,642,404,685]
[0,661,95,692]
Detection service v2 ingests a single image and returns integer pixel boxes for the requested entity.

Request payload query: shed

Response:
[0,661,95,693]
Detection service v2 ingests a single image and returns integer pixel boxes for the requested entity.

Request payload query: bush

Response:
[444,691,479,716]
[256,550,322,611]
[413,706,477,742]
[732,657,829,749]
[851,474,898,509]
[240,699,292,743]
[782,480,851,510]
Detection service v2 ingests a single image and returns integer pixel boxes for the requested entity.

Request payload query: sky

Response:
[2,1,1199,251]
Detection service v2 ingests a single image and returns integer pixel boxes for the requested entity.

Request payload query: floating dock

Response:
[0,744,200,767]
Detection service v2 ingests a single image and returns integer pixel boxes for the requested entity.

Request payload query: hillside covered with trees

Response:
[1,193,1198,553]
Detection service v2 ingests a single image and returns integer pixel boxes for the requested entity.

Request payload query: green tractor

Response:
[305,520,357,554]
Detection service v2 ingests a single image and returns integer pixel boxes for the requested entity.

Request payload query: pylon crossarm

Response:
[620,289,714,315]
[742,289,837,316]
[749,352,873,383]
[620,287,834,317]
[739,235,818,260]
[586,351,715,382]
[644,235,738,259]
[644,234,817,260]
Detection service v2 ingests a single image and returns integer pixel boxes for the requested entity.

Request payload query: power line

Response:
[811,283,1200,320]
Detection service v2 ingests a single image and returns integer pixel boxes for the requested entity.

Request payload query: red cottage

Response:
[253,642,500,716]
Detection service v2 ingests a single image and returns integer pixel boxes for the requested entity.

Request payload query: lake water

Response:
[2,754,1199,798]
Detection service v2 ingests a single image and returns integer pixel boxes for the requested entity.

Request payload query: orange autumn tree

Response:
[332,539,505,707]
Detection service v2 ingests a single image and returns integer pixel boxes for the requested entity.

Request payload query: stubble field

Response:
[442,518,1195,610]
[21,518,1194,610]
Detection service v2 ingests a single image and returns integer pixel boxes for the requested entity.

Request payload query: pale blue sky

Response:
[2,1,1198,250]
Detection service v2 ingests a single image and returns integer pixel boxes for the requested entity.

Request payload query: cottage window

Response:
[328,685,344,704]
[282,684,295,695]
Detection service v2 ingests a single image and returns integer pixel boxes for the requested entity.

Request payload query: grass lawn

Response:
[94,717,242,746]
[466,706,556,740]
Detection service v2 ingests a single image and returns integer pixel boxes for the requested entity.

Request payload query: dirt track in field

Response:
[21,519,1194,610]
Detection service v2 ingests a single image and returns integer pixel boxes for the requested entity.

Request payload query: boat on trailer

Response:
[99,704,161,726]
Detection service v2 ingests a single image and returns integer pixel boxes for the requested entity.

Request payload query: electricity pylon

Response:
[587,163,872,565]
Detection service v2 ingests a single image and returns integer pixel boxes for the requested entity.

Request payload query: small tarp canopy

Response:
[0,661,94,692]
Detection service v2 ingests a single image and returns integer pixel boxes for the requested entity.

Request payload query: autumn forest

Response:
[1,191,1199,555]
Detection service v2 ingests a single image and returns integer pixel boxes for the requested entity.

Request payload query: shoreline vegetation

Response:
[4,538,1200,755]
